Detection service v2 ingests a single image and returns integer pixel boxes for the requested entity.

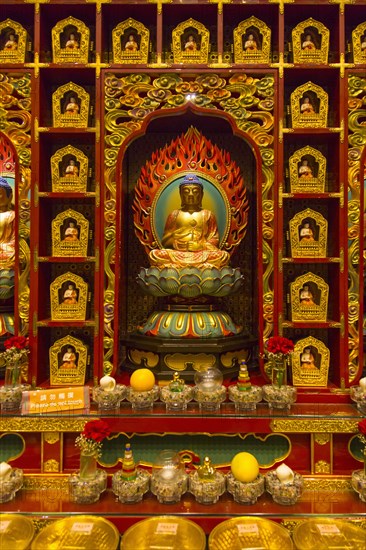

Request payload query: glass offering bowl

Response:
[160,385,193,412]
[265,470,304,505]
[112,469,150,504]
[68,469,107,504]
[126,385,160,411]
[351,469,366,503]
[0,468,23,503]
[262,384,297,410]
[228,385,263,412]
[189,469,226,505]
[350,386,366,415]
[226,472,265,505]
[92,384,126,411]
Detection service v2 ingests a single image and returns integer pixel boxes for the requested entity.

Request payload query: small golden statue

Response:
[290,82,328,128]
[292,18,329,64]
[233,16,271,64]
[149,174,230,270]
[52,82,90,128]
[52,208,89,257]
[172,18,209,64]
[289,146,326,193]
[198,456,216,481]
[49,335,88,386]
[289,208,327,258]
[51,145,88,193]
[52,16,89,64]
[290,272,329,322]
[112,18,149,64]
[50,272,88,321]
[0,19,27,63]
[292,336,330,387]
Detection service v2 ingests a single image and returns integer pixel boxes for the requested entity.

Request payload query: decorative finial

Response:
[169,371,185,393]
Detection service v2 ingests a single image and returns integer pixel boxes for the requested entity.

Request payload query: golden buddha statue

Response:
[0,177,15,270]
[149,174,230,269]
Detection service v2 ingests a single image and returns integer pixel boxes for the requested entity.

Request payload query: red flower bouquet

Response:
[75,419,111,458]
[3,335,29,364]
[266,336,294,358]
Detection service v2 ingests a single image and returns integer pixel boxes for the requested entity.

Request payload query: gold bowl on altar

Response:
[292,518,366,550]
[120,516,206,550]
[0,514,35,550]
[208,516,293,549]
[31,515,120,549]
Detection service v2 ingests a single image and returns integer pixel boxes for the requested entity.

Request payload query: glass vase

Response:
[4,360,21,389]
[79,452,97,481]
[271,356,287,388]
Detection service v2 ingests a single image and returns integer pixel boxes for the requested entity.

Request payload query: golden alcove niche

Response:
[49,335,88,386]
[0,19,28,63]
[50,271,88,321]
[290,271,329,322]
[352,21,366,64]
[52,16,90,64]
[119,111,259,378]
[52,208,89,257]
[112,18,149,64]
[291,336,330,387]
[52,82,90,128]
[233,16,271,64]
[292,18,330,64]
[172,18,210,64]
[289,145,326,193]
[289,208,328,258]
[290,81,328,128]
[51,145,89,193]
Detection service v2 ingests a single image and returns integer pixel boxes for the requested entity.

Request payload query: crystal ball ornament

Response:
[193,367,226,413]
[194,367,223,392]
[151,450,188,504]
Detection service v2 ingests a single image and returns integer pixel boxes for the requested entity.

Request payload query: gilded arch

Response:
[103,72,275,373]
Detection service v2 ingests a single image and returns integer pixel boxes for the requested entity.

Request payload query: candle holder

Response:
[193,367,226,413]
[0,467,23,503]
[151,450,188,504]
[226,471,265,504]
[69,468,107,504]
[160,372,193,412]
[265,469,304,505]
[112,443,150,504]
[262,384,297,410]
[350,385,366,414]
[126,385,159,411]
[189,457,226,505]
[92,383,126,411]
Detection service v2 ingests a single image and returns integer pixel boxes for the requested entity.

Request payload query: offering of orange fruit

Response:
[130,368,156,392]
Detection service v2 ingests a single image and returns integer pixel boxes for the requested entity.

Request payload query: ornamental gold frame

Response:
[0,19,28,64]
[49,334,88,386]
[51,208,89,257]
[172,18,210,64]
[292,335,330,387]
[51,144,89,193]
[292,18,330,65]
[290,271,329,322]
[290,81,328,128]
[233,16,271,64]
[112,18,150,65]
[351,22,366,64]
[289,145,326,193]
[50,271,88,321]
[52,81,90,128]
[51,16,90,64]
[289,208,328,258]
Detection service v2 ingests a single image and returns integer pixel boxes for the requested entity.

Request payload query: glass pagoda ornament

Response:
[189,456,226,505]
[160,372,193,412]
[193,367,226,413]
[112,443,150,504]
[228,360,263,412]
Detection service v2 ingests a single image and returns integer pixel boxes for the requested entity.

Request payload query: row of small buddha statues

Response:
[1,16,366,64]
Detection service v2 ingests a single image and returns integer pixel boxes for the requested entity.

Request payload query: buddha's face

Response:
[306,35,312,41]
[180,184,203,209]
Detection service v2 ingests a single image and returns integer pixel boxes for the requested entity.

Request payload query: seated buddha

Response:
[149,174,230,270]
